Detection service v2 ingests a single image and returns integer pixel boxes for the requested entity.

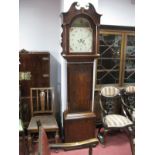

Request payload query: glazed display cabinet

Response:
[96,25,135,88]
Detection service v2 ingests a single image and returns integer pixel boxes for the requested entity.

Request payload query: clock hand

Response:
[78,39,85,44]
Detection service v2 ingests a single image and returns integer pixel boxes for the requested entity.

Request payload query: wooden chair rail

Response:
[49,138,98,155]
[33,111,53,115]
[49,138,98,149]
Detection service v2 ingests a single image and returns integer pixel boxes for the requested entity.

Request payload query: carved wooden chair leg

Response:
[125,128,134,155]
[28,133,32,153]
[103,129,108,145]
[130,138,135,155]
[97,126,102,134]
[22,131,29,155]
[88,146,93,155]
[97,127,107,145]
[55,131,59,143]
[129,130,135,155]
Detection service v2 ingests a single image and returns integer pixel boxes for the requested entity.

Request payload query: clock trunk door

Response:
[67,63,93,112]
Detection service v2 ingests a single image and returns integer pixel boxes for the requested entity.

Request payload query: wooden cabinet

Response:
[19,50,50,127]
[94,25,135,124]
[96,25,135,88]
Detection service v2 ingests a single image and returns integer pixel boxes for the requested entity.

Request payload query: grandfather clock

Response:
[61,2,101,142]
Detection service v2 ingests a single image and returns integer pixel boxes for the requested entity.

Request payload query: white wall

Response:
[63,0,98,12]
[63,0,135,26]
[20,0,61,54]
[98,0,135,26]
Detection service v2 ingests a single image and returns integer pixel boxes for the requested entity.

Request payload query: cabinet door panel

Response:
[97,33,122,85]
[31,54,50,87]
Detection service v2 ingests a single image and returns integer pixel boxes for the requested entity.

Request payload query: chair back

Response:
[125,85,135,94]
[100,86,122,114]
[125,86,135,109]
[30,87,55,117]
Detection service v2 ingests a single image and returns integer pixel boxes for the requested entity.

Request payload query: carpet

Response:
[50,132,132,155]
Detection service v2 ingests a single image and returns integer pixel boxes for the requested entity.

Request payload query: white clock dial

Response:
[69,27,93,53]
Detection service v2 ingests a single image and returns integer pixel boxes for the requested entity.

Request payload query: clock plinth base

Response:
[63,111,96,142]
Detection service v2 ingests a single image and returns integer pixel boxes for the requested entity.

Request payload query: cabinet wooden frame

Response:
[122,33,135,86]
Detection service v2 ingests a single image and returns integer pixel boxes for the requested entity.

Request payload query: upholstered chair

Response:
[98,86,133,145]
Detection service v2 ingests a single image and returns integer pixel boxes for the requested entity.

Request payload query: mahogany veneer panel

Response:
[67,63,93,112]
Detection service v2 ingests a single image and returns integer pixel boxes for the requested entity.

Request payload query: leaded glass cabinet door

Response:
[123,33,135,84]
[96,32,123,86]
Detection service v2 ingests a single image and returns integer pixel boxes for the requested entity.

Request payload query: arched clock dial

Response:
[69,27,93,53]
[69,17,93,53]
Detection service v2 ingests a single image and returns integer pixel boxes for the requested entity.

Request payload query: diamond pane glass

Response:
[97,58,120,70]
[96,33,122,85]
[124,71,135,83]
[124,35,135,84]
[125,59,135,70]
[97,71,119,84]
